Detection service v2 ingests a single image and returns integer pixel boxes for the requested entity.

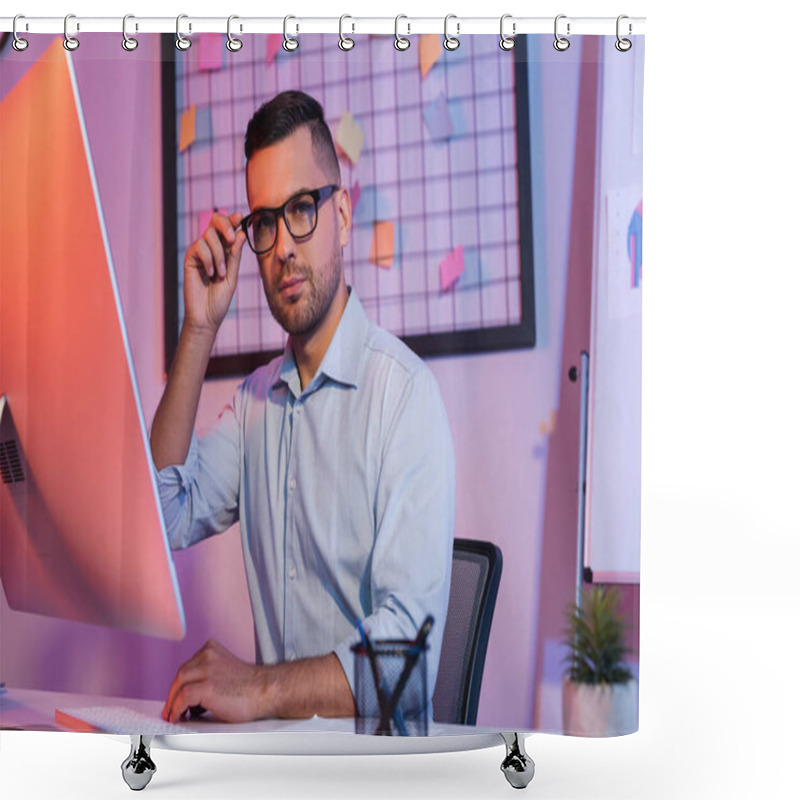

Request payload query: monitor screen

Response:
[0,43,185,640]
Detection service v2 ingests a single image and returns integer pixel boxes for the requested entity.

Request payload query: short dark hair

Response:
[244,90,340,183]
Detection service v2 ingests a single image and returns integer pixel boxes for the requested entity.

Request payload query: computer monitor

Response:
[0,43,185,640]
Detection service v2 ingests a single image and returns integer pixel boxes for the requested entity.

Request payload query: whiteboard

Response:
[583,39,644,583]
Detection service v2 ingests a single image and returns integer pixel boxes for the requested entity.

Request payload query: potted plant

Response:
[562,585,638,736]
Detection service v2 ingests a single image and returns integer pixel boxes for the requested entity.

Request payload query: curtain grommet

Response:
[64,13,80,51]
[554,14,570,51]
[339,15,355,51]
[122,14,138,51]
[227,15,243,52]
[615,15,632,52]
[443,14,460,51]
[394,15,410,51]
[12,15,29,51]
[175,14,191,51]
[283,16,299,52]
[499,14,515,51]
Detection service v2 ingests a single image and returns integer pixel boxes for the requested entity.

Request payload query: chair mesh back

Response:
[432,548,490,724]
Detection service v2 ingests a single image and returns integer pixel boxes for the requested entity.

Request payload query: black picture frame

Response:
[161,35,535,379]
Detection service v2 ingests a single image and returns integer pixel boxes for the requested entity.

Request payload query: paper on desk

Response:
[369,221,394,269]
[179,105,196,152]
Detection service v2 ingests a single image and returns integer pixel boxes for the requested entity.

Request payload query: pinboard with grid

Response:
[162,34,535,376]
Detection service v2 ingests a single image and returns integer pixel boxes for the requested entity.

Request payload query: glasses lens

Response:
[247,211,277,253]
[285,194,317,239]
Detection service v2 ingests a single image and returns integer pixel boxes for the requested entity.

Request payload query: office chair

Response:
[432,538,503,725]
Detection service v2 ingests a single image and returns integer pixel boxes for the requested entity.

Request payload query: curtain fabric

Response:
[0,30,644,737]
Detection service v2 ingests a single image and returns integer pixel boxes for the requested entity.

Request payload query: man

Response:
[151,91,455,724]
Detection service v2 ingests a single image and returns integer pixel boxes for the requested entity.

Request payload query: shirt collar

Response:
[272,287,367,396]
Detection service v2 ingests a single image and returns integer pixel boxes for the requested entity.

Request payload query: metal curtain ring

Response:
[499,14,515,50]
[283,16,299,51]
[443,14,460,51]
[616,15,632,52]
[339,15,354,51]
[554,14,570,51]
[227,15,243,52]
[122,14,138,51]
[394,14,410,51]
[176,14,191,51]
[12,15,29,51]
[63,13,79,51]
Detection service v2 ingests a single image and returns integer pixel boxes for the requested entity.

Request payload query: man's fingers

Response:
[187,238,215,280]
[225,231,247,285]
[166,681,205,723]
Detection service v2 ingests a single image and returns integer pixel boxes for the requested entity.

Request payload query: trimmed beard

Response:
[264,244,343,337]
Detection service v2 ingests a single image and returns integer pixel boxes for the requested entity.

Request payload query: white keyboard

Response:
[56,705,194,735]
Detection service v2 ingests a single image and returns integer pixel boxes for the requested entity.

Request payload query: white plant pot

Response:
[561,677,638,737]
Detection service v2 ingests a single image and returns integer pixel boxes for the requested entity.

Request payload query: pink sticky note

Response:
[439,246,465,291]
[197,34,223,72]
[197,208,228,239]
[351,181,361,213]
[267,34,283,64]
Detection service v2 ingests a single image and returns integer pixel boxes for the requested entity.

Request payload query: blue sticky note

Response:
[458,247,484,290]
[448,98,469,139]
[353,185,392,226]
[195,106,213,144]
[423,93,454,142]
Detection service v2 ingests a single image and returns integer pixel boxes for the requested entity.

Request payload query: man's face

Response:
[246,126,350,338]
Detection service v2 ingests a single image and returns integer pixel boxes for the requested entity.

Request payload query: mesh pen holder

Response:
[352,639,429,736]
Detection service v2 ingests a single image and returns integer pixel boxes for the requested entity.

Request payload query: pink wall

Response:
[0,34,637,731]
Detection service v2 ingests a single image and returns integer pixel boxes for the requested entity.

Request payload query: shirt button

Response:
[288,564,297,580]
[289,478,296,492]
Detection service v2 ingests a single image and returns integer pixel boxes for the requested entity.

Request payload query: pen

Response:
[377,615,434,736]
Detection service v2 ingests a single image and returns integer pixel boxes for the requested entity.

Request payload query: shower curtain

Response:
[0,27,644,738]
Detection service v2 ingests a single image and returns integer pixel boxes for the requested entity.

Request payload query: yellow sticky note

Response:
[419,34,442,79]
[335,111,365,165]
[369,221,394,269]
[179,105,196,152]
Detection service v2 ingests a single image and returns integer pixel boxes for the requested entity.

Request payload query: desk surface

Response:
[1,687,508,755]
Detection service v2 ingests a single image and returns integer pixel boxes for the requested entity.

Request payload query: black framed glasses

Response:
[241,184,339,255]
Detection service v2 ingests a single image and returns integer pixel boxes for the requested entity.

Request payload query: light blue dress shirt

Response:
[157,289,456,712]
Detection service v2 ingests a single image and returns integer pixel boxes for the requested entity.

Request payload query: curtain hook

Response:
[499,14,515,51]
[394,15,410,51]
[554,14,570,51]
[227,15,243,52]
[339,15,354,51]
[122,14,138,51]
[443,14,460,51]
[283,16,299,51]
[616,15,632,52]
[63,13,80,51]
[175,14,191,51]
[12,15,29,51]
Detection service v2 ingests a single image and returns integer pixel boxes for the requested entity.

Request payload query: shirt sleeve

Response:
[156,387,243,551]
[333,364,456,716]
